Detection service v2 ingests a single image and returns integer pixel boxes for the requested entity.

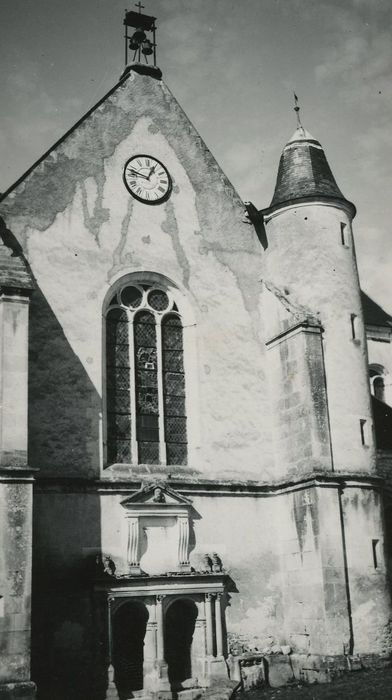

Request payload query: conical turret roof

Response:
[267,125,355,216]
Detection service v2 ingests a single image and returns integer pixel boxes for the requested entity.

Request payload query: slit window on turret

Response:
[350,313,358,340]
[105,284,188,466]
[340,222,347,246]
[360,419,368,446]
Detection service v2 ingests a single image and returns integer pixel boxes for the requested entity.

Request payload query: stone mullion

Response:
[156,317,167,465]
[129,312,138,463]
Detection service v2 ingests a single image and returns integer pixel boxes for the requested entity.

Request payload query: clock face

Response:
[123,155,172,204]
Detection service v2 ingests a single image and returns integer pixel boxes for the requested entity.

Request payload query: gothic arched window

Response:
[105,283,188,466]
[369,364,386,404]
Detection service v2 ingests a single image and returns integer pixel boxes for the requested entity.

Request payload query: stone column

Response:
[127,517,140,575]
[205,594,214,656]
[106,597,119,700]
[155,595,170,690]
[156,594,165,661]
[143,620,158,692]
[178,516,190,571]
[215,593,224,657]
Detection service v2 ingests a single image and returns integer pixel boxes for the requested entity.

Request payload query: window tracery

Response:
[105,283,188,465]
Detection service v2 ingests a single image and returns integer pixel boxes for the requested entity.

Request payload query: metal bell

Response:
[132,27,146,42]
[129,39,139,51]
[141,39,153,55]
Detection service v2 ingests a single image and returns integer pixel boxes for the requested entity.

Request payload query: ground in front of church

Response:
[239,665,392,699]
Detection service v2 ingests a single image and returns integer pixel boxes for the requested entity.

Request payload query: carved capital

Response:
[205,593,215,602]
[156,594,166,604]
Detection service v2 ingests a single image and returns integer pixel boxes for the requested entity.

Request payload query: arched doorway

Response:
[164,598,198,689]
[112,601,148,700]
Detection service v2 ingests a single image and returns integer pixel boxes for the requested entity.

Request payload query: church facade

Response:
[0,53,392,700]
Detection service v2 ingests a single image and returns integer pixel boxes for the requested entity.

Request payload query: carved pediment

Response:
[120,481,193,509]
[120,482,199,576]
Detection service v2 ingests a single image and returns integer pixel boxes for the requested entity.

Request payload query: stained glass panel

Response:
[106,391,130,413]
[106,308,131,465]
[162,324,183,350]
[121,285,143,309]
[166,443,188,466]
[162,349,184,372]
[134,311,160,464]
[147,289,169,311]
[107,438,132,464]
[134,311,157,347]
[164,394,185,416]
[138,441,160,464]
[165,416,187,442]
[162,314,187,465]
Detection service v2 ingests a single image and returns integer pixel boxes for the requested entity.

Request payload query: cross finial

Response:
[135,1,145,11]
[293,92,303,129]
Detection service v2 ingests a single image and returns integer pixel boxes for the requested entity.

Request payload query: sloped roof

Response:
[361,291,392,328]
[267,126,355,216]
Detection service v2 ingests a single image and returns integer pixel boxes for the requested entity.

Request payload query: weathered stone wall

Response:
[265,323,332,477]
[31,480,392,698]
[342,486,392,655]
[263,203,375,473]
[0,479,33,686]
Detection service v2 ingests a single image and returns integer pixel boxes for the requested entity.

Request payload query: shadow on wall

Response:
[372,396,392,450]
[28,284,102,477]
[27,280,104,696]
[31,492,105,700]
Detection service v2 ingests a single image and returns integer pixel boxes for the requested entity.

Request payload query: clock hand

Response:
[147,164,157,180]
[128,167,150,181]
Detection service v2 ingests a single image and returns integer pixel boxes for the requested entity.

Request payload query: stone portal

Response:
[97,575,231,699]
[112,601,148,699]
[165,598,198,688]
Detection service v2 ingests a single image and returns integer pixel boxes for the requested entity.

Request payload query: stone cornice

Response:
[34,470,383,497]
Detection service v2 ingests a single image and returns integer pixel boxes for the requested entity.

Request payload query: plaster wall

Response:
[264,203,375,473]
[0,70,276,481]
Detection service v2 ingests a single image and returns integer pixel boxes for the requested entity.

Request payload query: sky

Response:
[1,0,391,309]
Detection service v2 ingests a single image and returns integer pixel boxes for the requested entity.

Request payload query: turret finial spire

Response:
[293,92,303,130]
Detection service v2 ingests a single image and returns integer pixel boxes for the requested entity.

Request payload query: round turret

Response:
[266,126,355,217]
[262,125,375,474]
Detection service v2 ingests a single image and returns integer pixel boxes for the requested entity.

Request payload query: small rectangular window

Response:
[372,539,379,569]
[351,313,358,340]
[340,222,347,245]
[0,596,3,618]
[360,419,367,445]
